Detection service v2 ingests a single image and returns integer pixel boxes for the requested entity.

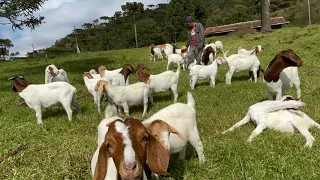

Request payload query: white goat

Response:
[143,92,205,163]
[95,80,149,116]
[150,44,163,61]
[159,44,173,58]
[136,64,180,104]
[98,66,122,82]
[189,57,223,89]
[263,49,303,100]
[45,64,69,84]
[222,96,320,148]
[222,50,261,84]
[215,40,224,53]
[89,69,102,79]
[83,72,101,104]
[238,45,262,56]
[9,76,81,124]
[167,53,186,71]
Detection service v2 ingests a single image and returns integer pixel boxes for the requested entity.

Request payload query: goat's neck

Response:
[120,69,131,82]
[137,70,150,83]
[264,61,286,82]
[14,83,28,92]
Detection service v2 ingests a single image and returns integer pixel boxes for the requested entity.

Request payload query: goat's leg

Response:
[62,102,73,121]
[222,113,251,134]
[209,75,216,87]
[189,126,206,163]
[71,100,81,112]
[171,84,178,103]
[247,123,267,143]
[142,93,148,117]
[294,80,301,100]
[253,69,258,83]
[291,118,315,148]
[190,75,198,89]
[97,93,103,114]
[166,61,171,70]
[33,105,43,124]
[122,103,129,116]
[267,89,274,100]
[226,68,235,85]
[179,146,187,160]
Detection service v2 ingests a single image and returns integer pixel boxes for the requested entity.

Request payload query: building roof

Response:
[204,17,289,36]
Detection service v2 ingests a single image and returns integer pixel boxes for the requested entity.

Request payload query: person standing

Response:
[182,16,205,69]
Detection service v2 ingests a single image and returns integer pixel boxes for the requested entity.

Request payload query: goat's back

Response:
[227,54,260,71]
[149,71,178,91]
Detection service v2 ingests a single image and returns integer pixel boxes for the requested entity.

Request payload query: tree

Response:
[0,38,14,60]
[261,0,272,33]
[0,0,47,30]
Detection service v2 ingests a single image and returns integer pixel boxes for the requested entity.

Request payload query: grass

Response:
[1,24,320,179]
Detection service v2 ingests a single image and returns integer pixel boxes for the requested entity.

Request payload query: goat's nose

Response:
[124,162,137,171]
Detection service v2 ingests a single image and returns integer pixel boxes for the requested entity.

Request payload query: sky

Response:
[0,0,168,57]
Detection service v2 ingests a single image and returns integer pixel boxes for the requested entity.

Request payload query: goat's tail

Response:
[187,92,195,109]
[222,50,229,63]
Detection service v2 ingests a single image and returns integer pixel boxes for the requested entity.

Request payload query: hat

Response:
[186,16,193,23]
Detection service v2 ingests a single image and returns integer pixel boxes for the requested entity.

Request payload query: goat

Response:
[167,53,187,71]
[9,76,80,124]
[143,92,205,163]
[158,44,173,58]
[215,40,224,54]
[201,46,216,65]
[98,65,122,82]
[263,49,303,100]
[83,72,101,104]
[45,64,69,84]
[189,57,223,89]
[95,80,149,116]
[111,64,135,86]
[89,69,103,79]
[204,43,217,57]
[173,44,188,55]
[91,116,171,180]
[150,44,163,61]
[136,64,180,104]
[222,95,320,148]
[238,45,262,56]
[222,50,261,84]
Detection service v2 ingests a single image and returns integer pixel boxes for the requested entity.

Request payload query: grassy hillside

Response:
[1,24,320,179]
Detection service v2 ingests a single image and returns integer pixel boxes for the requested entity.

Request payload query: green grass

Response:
[1,24,320,179]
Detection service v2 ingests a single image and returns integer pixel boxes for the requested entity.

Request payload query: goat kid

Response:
[222,96,320,148]
[222,50,261,84]
[111,64,135,86]
[238,45,262,56]
[98,65,122,82]
[263,49,303,100]
[136,64,180,104]
[92,117,171,180]
[95,80,149,116]
[167,53,187,71]
[45,64,69,84]
[150,44,163,61]
[9,76,80,124]
[83,72,101,104]
[189,57,223,89]
[157,43,173,58]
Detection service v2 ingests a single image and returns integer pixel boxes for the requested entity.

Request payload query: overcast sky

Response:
[0,0,168,57]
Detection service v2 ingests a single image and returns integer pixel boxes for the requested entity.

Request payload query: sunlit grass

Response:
[1,24,320,179]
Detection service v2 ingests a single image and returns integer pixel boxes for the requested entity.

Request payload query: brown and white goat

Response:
[92,117,171,180]
[263,49,303,100]
[136,64,180,103]
[149,44,163,61]
[111,64,136,86]
[201,46,215,65]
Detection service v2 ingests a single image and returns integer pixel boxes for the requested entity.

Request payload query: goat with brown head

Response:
[93,118,171,180]
[119,64,136,83]
[136,64,150,84]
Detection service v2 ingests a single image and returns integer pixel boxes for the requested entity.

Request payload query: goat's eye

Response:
[107,143,113,149]
[142,136,148,142]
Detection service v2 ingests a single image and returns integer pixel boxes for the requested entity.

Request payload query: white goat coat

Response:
[101,68,122,82]
[162,44,173,58]
[223,97,320,147]
[18,82,80,124]
[167,53,186,70]
[143,92,205,162]
[264,67,301,100]
[215,41,224,53]
[189,57,222,89]
[83,76,100,104]
[45,65,69,84]
[105,82,149,116]
[150,47,163,61]
[223,52,260,84]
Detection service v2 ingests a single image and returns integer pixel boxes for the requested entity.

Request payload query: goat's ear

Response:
[147,133,171,177]
[127,65,135,73]
[12,85,17,92]
[168,125,188,141]
[8,77,16,80]
[93,143,109,180]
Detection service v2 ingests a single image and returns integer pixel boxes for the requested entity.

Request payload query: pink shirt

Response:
[190,25,198,48]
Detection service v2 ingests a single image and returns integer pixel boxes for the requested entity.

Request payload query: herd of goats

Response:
[7,39,320,179]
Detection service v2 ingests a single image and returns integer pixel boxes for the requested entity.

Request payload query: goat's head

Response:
[278,49,303,67]
[95,80,111,94]
[98,66,107,77]
[89,69,97,74]
[47,64,59,76]
[8,76,29,92]
[135,64,149,72]
[93,118,171,180]
[144,120,188,151]
[83,72,93,79]
[202,46,215,65]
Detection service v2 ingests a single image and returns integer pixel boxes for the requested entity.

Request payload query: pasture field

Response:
[1,24,320,179]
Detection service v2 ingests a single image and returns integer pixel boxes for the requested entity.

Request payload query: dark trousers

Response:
[186,47,203,68]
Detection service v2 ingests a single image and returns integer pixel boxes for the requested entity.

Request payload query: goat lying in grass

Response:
[222,96,320,148]
[9,76,81,124]
[263,49,303,100]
